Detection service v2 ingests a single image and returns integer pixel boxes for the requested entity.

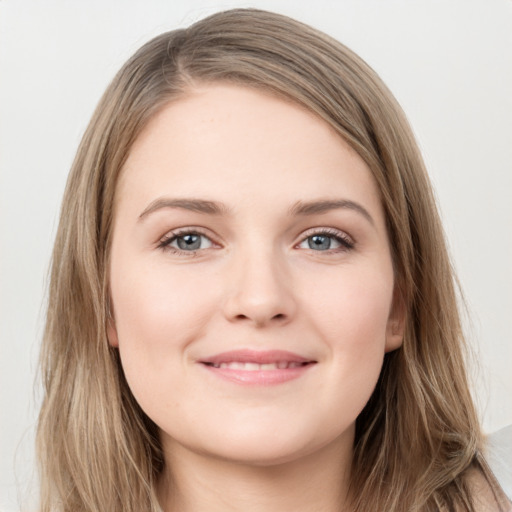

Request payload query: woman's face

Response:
[108,84,403,466]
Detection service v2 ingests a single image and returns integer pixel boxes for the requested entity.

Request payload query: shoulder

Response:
[486,426,512,502]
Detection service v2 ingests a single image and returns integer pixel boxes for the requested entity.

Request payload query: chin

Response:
[199,440,318,467]
[168,417,354,468]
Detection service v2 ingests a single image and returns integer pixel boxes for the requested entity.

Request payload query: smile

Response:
[206,361,308,370]
[199,350,317,385]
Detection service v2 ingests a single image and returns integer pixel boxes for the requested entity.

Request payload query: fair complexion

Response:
[107,84,404,512]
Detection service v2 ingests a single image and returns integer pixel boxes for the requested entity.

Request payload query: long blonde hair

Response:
[37,8,498,511]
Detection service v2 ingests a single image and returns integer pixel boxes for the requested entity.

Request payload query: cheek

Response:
[304,264,393,348]
[109,260,220,397]
[301,267,393,403]
[112,259,218,342]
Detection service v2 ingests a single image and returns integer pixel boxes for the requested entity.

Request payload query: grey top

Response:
[487,425,512,502]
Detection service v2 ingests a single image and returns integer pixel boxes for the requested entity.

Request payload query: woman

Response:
[36,8,511,512]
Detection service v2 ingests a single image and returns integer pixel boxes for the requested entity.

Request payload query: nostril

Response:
[232,312,287,325]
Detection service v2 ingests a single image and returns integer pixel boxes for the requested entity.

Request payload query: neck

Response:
[157,436,353,512]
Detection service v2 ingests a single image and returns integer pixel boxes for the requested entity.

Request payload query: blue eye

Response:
[298,231,354,252]
[308,234,335,250]
[159,231,214,253]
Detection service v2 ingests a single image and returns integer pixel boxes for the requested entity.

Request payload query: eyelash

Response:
[298,227,355,252]
[157,228,214,256]
[157,227,355,256]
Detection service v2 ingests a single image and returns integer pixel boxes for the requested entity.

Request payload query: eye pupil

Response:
[177,234,201,250]
[308,235,331,250]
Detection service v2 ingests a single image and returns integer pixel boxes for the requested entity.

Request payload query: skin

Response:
[107,84,405,512]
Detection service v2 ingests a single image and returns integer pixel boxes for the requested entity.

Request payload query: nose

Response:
[222,247,297,328]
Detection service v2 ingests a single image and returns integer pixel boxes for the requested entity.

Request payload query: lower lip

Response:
[200,363,315,386]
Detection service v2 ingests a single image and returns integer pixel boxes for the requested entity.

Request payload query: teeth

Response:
[209,361,306,370]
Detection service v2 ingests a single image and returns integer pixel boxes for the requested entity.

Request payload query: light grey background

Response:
[1,1,511,510]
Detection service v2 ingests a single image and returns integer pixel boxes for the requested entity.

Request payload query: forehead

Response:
[116,84,383,222]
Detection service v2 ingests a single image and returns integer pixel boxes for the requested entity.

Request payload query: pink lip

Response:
[202,349,312,365]
[199,349,317,386]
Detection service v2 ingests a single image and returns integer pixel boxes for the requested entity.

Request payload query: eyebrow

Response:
[138,197,374,225]
[288,199,374,225]
[139,198,231,220]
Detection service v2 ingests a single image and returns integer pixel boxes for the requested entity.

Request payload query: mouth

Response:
[204,361,310,370]
[199,350,317,385]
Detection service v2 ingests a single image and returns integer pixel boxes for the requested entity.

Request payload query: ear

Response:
[385,287,406,353]
[106,310,119,348]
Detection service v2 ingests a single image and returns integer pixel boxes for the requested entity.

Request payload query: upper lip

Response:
[199,349,315,365]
